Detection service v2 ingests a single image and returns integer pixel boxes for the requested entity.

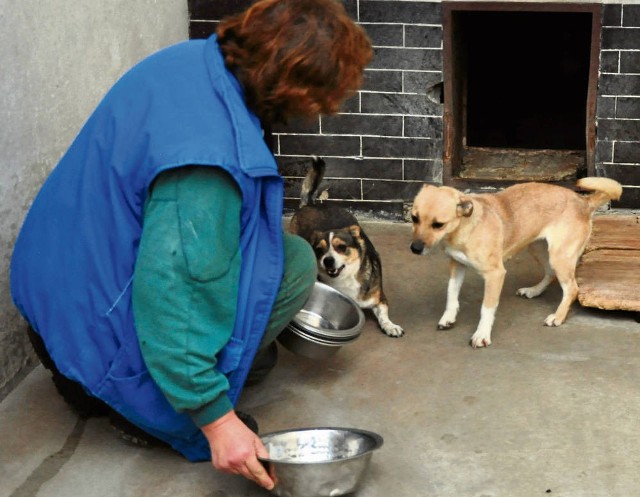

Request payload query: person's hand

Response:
[201,411,274,490]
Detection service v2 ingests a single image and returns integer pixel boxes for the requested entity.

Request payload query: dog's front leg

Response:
[438,259,466,330]
[373,302,404,337]
[470,266,506,348]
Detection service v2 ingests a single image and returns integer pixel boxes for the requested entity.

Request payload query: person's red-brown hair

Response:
[216,0,373,124]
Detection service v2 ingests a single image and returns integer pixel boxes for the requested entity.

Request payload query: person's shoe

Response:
[110,409,258,447]
[27,326,111,418]
[51,374,110,418]
[108,410,168,448]
[237,411,259,434]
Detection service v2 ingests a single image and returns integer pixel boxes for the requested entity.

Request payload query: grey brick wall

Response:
[276,1,443,219]
[598,4,640,208]
[189,0,640,215]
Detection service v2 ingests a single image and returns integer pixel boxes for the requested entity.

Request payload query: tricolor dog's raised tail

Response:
[576,177,623,211]
[289,156,404,338]
[299,156,326,208]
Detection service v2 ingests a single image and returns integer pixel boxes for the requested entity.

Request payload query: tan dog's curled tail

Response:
[299,156,326,208]
[576,177,623,211]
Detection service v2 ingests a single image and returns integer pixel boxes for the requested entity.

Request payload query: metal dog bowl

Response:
[278,282,365,360]
[259,427,383,497]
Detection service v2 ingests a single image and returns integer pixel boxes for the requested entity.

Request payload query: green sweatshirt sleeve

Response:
[132,166,242,427]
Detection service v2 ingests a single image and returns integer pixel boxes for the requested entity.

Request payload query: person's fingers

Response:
[254,438,270,460]
[245,456,274,490]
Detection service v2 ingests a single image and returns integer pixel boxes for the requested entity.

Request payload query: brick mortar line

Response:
[360,22,443,27]
[276,134,439,138]
[366,68,442,72]
[282,197,405,202]
[277,154,437,160]
[360,90,442,95]
[278,114,444,120]
[280,156,435,162]
[597,117,640,121]
[371,46,442,51]
[599,94,640,98]
[371,45,443,49]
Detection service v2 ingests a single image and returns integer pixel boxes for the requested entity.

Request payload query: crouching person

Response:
[10,0,372,490]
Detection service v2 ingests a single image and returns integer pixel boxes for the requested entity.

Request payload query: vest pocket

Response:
[98,342,200,438]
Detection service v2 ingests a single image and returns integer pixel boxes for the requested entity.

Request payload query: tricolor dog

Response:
[409,177,622,348]
[289,157,403,337]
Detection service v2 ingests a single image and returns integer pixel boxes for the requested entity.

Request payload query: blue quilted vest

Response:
[10,35,284,462]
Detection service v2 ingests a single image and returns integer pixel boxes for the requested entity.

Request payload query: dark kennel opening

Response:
[443,2,602,186]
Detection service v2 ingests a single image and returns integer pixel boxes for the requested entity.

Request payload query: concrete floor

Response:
[2,221,640,497]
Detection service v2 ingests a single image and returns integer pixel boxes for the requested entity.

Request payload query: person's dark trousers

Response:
[27,326,111,418]
[245,232,316,385]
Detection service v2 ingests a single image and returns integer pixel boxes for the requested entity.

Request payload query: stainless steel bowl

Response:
[278,282,365,359]
[259,427,384,497]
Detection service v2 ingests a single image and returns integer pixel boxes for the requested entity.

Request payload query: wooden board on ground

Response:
[576,215,640,312]
[584,215,640,253]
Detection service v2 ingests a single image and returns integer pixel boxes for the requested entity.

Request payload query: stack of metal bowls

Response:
[278,282,365,360]
[259,427,384,497]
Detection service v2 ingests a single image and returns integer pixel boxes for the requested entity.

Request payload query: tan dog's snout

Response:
[410,239,426,255]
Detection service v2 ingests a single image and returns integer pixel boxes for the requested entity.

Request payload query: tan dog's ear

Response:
[348,225,361,238]
[456,199,474,217]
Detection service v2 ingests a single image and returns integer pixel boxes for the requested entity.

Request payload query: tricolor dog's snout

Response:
[410,240,425,255]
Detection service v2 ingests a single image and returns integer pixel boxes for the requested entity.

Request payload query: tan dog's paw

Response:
[544,314,565,327]
[382,322,404,338]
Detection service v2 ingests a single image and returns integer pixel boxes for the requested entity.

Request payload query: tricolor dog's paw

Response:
[381,322,404,338]
[437,321,455,330]
[470,330,492,348]
[516,287,539,298]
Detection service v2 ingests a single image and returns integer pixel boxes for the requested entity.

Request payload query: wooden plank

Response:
[577,249,640,311]
[459,147,581,182]
[586,214,640,253]
[577,215,640,312]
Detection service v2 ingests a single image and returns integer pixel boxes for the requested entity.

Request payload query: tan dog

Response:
[409,177,622,348]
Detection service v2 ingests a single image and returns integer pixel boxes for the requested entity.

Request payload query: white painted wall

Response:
[0,0,188,397]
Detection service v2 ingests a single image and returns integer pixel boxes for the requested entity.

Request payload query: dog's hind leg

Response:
[543,232,588,326]
[373,301,404,337]
[516,240,556,298]
[438,259,466,330]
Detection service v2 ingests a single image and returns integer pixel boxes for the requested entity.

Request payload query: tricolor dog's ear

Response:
[309,230,324,247]
[456,198,474,217]
[348,225,361,238]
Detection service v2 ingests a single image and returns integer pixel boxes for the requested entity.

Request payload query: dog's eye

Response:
[432,221,445,229]
[314,247,324,257]
[335,243,348,253]
[411,214,419,224]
